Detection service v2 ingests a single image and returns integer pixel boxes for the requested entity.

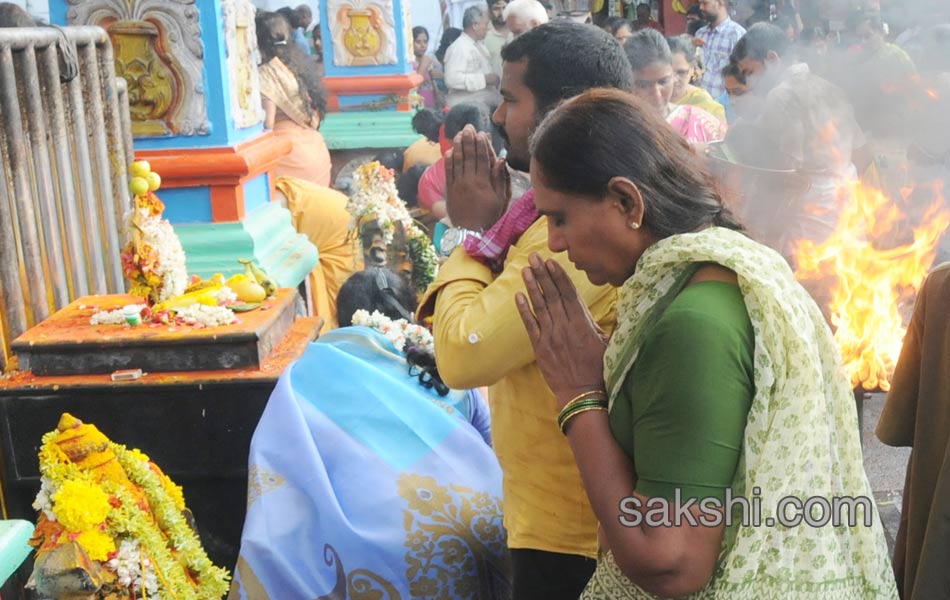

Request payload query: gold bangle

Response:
[560,405,608,435]
[561,390,607,413]
[557,398,608,430]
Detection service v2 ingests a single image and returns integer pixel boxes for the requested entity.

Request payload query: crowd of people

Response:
[3,0,949,597]
[190,1,950,599]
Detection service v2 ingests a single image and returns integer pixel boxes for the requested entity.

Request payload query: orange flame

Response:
[794,180,949,391]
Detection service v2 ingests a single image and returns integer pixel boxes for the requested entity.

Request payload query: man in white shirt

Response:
[485,0,512,78]
[504,0,549,37]
[444,6,502,107]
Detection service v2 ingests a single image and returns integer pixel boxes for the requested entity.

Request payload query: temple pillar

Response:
[50,0,317,287]
[317,0,423,163]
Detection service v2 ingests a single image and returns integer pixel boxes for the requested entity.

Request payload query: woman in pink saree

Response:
[624,29,726,146]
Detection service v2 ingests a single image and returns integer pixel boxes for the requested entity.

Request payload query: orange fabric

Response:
[275,177,362,331]
[271,120,332,187]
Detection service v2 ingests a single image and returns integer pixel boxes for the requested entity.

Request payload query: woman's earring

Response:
[629,221,640,230]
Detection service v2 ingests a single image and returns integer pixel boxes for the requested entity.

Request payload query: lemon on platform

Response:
[227,274,267,303]
[129,177,149,197]
[129,160,151,178]
[146,171,162,191]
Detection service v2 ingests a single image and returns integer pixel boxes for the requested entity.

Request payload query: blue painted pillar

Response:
[50,0,317,286]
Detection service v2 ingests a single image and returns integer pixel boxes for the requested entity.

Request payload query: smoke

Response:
[718,0,950,267]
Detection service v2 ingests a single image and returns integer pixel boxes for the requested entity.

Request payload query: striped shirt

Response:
[696,17,747,99]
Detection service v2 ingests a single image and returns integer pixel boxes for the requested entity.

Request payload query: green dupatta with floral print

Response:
[582,227,897,599]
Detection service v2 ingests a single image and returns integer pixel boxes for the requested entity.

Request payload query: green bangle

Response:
[557,398,608,431]
[558,398,607,425]
[559,404,608,435]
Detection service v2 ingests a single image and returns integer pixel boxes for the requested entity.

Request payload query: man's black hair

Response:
[500,21,633,116]
[444,103,492,139]
[374,150,404,174]
[276,6,299,29]
[412,109,444,143]
[397,163,429,208]
[731,22,789,64]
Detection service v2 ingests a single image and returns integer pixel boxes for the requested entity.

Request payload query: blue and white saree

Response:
[230,326,510,599]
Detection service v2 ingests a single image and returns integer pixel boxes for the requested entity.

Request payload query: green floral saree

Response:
[582,227,898,599]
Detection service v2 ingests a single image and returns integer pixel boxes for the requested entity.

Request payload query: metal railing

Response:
[0,26,132,370]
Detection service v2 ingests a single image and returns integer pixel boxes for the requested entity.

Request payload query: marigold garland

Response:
[33,418,231,599]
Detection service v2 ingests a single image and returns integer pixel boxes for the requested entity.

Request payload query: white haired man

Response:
[504,0,549,37]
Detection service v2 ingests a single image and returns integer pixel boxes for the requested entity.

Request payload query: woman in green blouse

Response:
[514,88,897,599]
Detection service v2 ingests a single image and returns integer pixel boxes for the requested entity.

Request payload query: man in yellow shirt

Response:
[417,22,633,600]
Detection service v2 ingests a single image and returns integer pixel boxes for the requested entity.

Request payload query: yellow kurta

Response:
[402,137,443,173]
[418,217,616,558]
[676,86,727,123]
[276,177,361,332]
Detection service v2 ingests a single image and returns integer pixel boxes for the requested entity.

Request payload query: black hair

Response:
[774,15,795,33]
[731,22,789,64]
[412,108,444,142]
[603,16,631,37]
[685,4,703,35]
[444,103,492,139]
[397,163,429,208]
[625,28,671,72]
[722,60,745,83]
[436,28,462,63]
[295,4,313,21]
[500,21,633,116]
[374,150,404,174]
[531,89,742,236]
[486,0,508,9]
[337,268,418,327]
[405,346,450,396]
[276,6,300,29]
[256,11,327,121]
[337,269,449,396]
[412,26,429,41]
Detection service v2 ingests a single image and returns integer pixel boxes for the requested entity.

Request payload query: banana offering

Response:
[237,258,278,298]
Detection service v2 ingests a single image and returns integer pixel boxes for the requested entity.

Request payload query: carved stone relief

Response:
[222,0,263,129]
[328,0,398,67]
[67,0,209,137]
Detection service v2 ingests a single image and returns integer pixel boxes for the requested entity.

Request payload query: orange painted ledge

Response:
[323,72,423,96]
[136,132,292,189]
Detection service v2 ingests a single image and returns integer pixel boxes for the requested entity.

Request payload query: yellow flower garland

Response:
[37,428,230,599]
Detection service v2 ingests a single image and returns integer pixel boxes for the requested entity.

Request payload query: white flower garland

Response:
[346,161,439,291]
[131,205,188,303]
[351,309,434,354]
[31,479,56,522]
[347,162,414,245]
